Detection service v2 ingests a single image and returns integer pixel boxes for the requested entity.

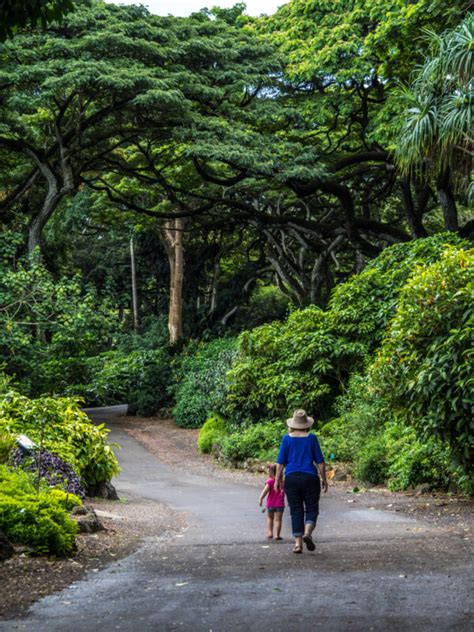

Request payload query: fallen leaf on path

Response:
[175,582,189,587]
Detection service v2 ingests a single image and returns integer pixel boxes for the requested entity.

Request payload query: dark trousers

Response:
[284,472,320,537]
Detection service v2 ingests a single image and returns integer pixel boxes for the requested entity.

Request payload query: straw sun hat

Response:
[286,409,314,430]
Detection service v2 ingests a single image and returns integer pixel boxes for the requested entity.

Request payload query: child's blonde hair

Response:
[267,463,277,477]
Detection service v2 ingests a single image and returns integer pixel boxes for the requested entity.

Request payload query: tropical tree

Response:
[0,0,75,40]
[396,14,474,229]
[0,1,189,253]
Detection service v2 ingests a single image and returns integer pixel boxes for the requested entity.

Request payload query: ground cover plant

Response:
[0,390,119,492]
[0,465,81,556]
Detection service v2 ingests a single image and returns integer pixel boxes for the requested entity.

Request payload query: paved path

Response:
[2,425,472,631]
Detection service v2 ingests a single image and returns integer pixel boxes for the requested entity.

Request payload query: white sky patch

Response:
[104,0,285,17]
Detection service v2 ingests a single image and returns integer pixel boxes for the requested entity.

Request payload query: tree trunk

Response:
[26,147,75,255]
[160,218,185,345]
[28,188,63,254]
[130,237,139,331]
[400,177,428,238]
[436,169,458,231]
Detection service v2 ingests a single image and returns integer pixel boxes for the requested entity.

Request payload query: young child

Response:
[259,463,285,540]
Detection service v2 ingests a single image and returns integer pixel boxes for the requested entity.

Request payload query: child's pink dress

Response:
[266,478,285,510]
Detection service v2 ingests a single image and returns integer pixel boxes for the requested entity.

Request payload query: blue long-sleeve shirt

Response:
[277,433,325,476]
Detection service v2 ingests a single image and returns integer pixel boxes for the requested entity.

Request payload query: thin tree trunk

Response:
[436,169,458,231]
[160,218,184,345]
[130,237,139,331]
[208,261,220,316]
[400,177,428,238]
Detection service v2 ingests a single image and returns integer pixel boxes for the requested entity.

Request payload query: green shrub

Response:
[227,308,366,423]
[227,234,469,425]
[0,250,117,394]
[218,421,286,464]
[372,247,474,479]
[0,431,15,464]
[0,465,81,556]
[172,337,237,428]
[318,373,392,462]
[328,232,469,349]
[235,284,290,329]
[116,315,169,353]
[0,390,120,489]
[320,372,462,491]
[354,435,389,485]
[80,348,171,416]
[384,422,453,491]
[197,414,229,454]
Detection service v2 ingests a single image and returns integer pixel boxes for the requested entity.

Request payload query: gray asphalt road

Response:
[2,425,472,631]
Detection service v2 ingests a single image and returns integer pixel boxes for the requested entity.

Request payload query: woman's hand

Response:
[275,463,284,490]
[318,462,328,492]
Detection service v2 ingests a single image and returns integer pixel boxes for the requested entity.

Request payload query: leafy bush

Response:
[384,422,453,492]
[0,390,120,490]
[197,414,228,454]
[172,337,238,428]
[227,307,366,423]
[79,348,171,415]
[116,315,169,353]
[227,234,468,424]
[235,284,290,329]
[0,431,15,464]
[327,232,469,349]
[0,249,118,395]
[318,373,391,462]
[0,465,80,556]
[353,435,389,485]
[218,421,287,464]
[13,448,86,498]
[372,247,474,479]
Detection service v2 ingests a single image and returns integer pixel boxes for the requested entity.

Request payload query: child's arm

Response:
[259,483,270,506]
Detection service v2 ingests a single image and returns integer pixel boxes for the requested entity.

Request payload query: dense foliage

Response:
[0,390,120,490]
[172,337,238,428]
[13,448,86,498]
[227,234,468,424]
[0,465,80,556]
[372,248,474,478]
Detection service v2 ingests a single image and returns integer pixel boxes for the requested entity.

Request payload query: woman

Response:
[275,409,328,554]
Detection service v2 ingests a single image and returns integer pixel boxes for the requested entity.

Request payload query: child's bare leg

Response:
[274,511,283,539]
[266,512,274,538]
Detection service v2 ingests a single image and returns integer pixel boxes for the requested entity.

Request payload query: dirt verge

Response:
[0,494,183,619]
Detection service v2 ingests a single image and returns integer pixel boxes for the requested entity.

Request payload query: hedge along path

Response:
[1,418,472,632]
